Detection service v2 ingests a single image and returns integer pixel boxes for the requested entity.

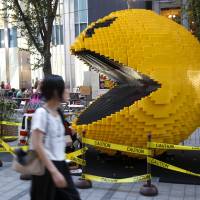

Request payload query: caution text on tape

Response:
[66,147,87,166]
[82,138,151,156]
[148,157,200,177]
[0,121,21,126]
[82,173,151,183]
[1,136,18,140]
[67,147,88,158]
[148,142,200,151]
[68,156,86,166]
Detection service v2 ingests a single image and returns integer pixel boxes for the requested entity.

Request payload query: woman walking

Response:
[30,75,81,200]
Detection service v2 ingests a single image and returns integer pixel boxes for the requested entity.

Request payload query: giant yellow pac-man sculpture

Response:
[71,9,200,157]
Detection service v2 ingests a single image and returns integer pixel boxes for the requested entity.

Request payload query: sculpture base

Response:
[140,184,158,196]
[75,178,92,189]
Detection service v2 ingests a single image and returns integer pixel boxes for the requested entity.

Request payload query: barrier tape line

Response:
[82,174,151,183]
[0,139,15,155]
[148,157,200,177]
[82,138,151,156]
[67,156,86,166]
[66,147,87,166]
[0,143,29,153]
[1,136,18,140]
[0,121,22,126]
[148,142,200,151]
[67,147,88,158]
[0,140,85,166]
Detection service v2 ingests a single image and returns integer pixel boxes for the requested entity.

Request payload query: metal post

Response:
[0,97,4,167]
[140,133,158,196]
[75,130,92,189]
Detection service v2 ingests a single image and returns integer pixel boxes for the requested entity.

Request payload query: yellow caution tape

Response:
[66,147,87,166]
[148,142,200,151]
[82,138,151,156]
[68,156,86,166]
[0,139,15,155]
[82,173,151,183]
[67,147,88,158]
[148,157,200,177]
[2,136,18,140]
[0,121,21,126]
[0,139,28,153]
[0,147,7,152]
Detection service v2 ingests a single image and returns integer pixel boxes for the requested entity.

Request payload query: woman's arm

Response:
[31,129,67,188]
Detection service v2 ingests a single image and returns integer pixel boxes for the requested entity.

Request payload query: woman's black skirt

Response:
[31,160,81,200]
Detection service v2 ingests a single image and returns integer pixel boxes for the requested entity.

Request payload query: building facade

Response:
[0,0,188,90]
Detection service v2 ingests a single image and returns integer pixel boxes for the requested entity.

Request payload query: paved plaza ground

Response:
[0,162,199,200]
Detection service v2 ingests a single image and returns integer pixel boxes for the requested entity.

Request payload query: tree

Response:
[2,0,59,76]
[188,0,200,41]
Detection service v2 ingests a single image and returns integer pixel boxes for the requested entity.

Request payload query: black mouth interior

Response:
[74,51,160,125]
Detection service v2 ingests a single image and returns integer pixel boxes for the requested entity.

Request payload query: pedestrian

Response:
[1,81,5,89]
[30,75,81,200]
[16,88,26,107]
[34,77,39,89]
[5,82,11,90]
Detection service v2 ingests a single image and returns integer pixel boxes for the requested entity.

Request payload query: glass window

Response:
[79,10,88,23]
[79,0,87,10]
[52,25,56,45]
[52,25,64,45]
[75,24,79,37]
[74,0,78,11]
[80,23,87,33]
[74,0,88,37]
[60,25,63,45]
[0,30,4,48]
[75,11,79,24]
[56,25,60,45]
[9,27,17,48]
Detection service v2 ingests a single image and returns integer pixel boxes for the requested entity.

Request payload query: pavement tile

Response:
[137,196,154,200]
[111,191,128,199]
[168,197,184,200]
[153,195,168,200]
[0,162,199,200]
[183,197,196,200]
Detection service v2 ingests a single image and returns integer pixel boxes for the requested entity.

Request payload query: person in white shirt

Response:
[30,75,81,200]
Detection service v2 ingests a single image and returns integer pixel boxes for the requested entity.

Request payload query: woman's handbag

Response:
[12,149,45,176]
[12,107,49,176]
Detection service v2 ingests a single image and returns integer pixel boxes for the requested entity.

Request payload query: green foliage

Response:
[0,98,17,121]
[188,0,200,41]
[1,0,60,76]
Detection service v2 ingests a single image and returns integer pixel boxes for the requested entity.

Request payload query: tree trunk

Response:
[43,48,52,77]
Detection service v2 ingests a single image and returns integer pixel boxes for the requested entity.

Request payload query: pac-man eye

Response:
[74,50,160,125]
[85,17,117,38]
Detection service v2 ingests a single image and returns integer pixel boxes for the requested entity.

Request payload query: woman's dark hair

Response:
[41,75,65,101]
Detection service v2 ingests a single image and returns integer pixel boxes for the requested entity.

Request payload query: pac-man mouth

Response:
[74,50,161,125]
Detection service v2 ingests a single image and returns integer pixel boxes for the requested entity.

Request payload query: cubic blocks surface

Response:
[71,10,200,157]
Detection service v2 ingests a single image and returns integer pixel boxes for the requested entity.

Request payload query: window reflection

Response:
[8,27,17,48]
[0,29,4,48]
[74,0,88,37]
